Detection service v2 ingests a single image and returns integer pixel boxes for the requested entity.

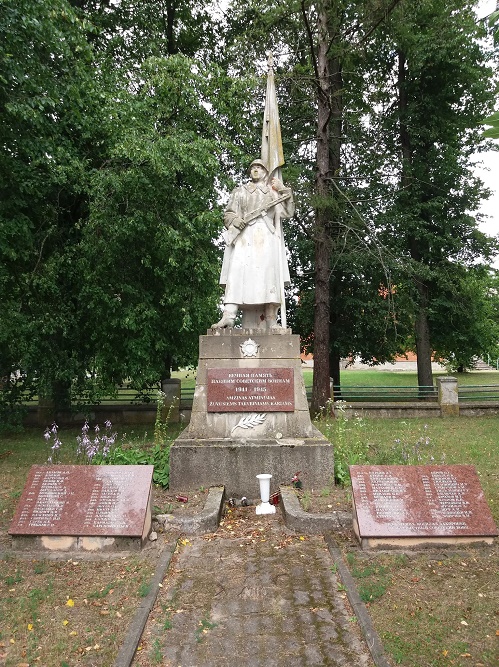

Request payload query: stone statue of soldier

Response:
[212,158,295,330]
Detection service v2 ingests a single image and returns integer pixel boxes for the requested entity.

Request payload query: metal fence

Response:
[306,385,438,403]
[458,385,499,401]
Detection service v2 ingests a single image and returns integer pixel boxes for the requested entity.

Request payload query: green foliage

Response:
[78,53,226,389]
[431,267,499,370]
[0,401,27,434]
[318,401,370,485]
[194,615,217,643]
[317,407,444,485]
[0,0,101,409]
[364,0,499,384]
[482,4,498,137]
[357,580,388,603]
[1,0,497,415]
[0,0,242,410]
[95,394,175,487]
[138,581,152,598]
[100,441,171,488]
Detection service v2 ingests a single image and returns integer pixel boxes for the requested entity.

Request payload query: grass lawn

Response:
[302,368,499,389]
[317,414,498,667]
[173,367,499,393]
[0,416,497,666]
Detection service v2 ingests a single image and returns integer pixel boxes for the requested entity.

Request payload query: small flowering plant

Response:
[44,420,117,465]
[76,419,117,464]
[42,393,172,487]
[44,422,63,464]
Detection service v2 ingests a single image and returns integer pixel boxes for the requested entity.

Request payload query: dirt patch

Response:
[334,534,498,667]
[296,484,352,514]
[0,545,161,666]
[152,486,210,518]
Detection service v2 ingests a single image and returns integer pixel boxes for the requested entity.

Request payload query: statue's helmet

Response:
[248,159,268,174]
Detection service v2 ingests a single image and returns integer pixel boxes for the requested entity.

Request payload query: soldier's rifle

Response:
[227,191,291,246]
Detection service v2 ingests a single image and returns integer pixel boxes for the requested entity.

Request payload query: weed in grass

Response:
[301,490,312,511]
[393,553,409,568]
[154,503,174,514]
[33,561,47,575]
[358,581,388,603]
[318,400,369,485]
[159,590,178,631]
[346,552,355,566]
[194,615,217,643]
[88,581,116,599]
[382,632,405,664]
[5,569,23,585]
[138,581,151,597]
[352,564,389,579]
[150,637,163,664]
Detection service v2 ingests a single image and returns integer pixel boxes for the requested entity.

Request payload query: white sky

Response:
[475,0,499,250]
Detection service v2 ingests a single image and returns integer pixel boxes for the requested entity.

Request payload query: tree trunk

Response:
[161,352,172,386]
[328,46,343,402]
[165,1,177,55]
[311,7,332,415]
[397,50,433,392]
[414,281,434,392]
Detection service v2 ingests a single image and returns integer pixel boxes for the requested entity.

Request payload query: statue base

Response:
[169,329,334,497]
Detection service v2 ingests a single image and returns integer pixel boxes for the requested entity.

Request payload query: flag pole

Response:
[261,51,287,328]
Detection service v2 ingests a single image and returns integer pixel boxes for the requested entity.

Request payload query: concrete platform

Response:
[170,329,335,496]
[169,435,334,498]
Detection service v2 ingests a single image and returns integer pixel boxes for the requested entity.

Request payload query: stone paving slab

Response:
[133,511,376,667]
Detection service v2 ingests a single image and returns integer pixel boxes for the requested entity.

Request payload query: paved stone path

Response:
[134,511,376,667]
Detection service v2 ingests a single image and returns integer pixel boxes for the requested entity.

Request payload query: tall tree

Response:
[79,55,223,390]
[0,0,100,409]
[380,0,497,388]
[0,0,243,411]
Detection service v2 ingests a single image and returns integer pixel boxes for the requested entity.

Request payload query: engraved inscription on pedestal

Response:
[207,368,294,412]
[9,465,154,537]
[350,465,497,539]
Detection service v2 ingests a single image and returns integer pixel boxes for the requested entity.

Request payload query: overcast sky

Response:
[475,0,498,245]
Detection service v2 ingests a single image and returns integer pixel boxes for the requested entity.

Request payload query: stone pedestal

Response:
[438,376,459,417]
[161,378,181,423]
[170,329,334,497]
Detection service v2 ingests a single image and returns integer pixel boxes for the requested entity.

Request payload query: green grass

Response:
[1,411,497,667]
[315,415,498,522]
[302,368,499,390]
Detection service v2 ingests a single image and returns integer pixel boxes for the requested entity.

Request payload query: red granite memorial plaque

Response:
[207,368,294,412]
[350,465,497,548]
[9,465,153,537]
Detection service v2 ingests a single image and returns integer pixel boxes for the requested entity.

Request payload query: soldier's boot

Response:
[211,303,238,329]
[265,304,281,330]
